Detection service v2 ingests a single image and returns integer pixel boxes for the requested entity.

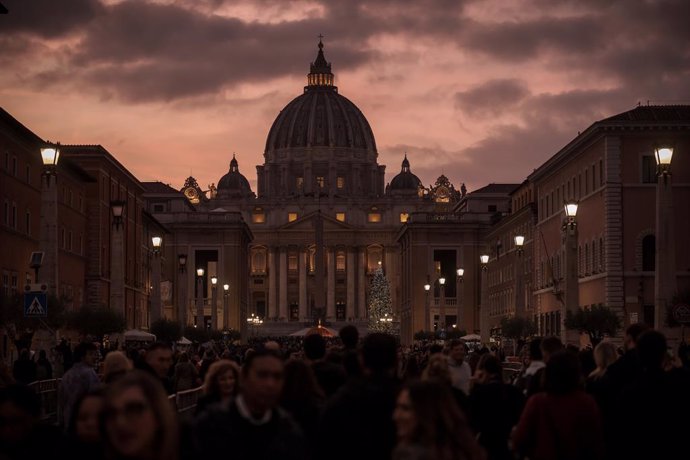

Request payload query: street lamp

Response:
[563,201,579,344]
[439,276,447,335]
[223,283,230,330]
[196,268,205,330]
[654,146,676,329]
[210,276,218,331]
[177,254,187,335]
[514,235,525,318]
[480,254,489,343]
[110,200,127,320]
[39,142,60,295]
[456,268,464,331]
[150,236,163,325]
[424,280,431,332]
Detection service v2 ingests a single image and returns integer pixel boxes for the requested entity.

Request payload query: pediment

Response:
[279,211,356,231]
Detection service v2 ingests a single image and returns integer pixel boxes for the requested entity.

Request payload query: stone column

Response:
[327,248,335,320]
[299,249,307,321]
[279,247,288,320]
[358,247,366,319]
[268,248,277,319]
[347,249,355,320]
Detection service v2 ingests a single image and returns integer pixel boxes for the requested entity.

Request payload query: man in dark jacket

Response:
[193,348,304,460]
[136,342,174,394]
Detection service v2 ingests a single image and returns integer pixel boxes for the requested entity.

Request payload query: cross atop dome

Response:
[307,37,335,90]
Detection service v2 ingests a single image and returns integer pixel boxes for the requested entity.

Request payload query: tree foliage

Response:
[65,306,126,338]
[564,305,621,346]
[368,267,394,334]
[500,316,537,340]
[183,325,226,343]
[150,318,182,344]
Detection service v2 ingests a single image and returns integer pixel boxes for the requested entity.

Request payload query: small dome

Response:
[388,154,422,194]
[217,155,253,198]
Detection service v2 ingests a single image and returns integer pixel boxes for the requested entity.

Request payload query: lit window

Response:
[316,176,325,189]
[252,208,265,224]
[288,212,298,222]
[336,251,346,271]
[296,177,303,190]
[435,261,441,274]
[336,212,346,222]
[288,253,298,271]
[368,213,381,223]
[400,212,409,223]
[337,177,345,189]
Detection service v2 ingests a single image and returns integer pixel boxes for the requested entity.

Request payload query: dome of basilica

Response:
[264,41,377,155]
[217,155,253,198]
[388,155,422,194]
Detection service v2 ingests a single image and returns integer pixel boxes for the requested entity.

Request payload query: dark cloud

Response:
[1,0,103,38]
[454,79,530,118]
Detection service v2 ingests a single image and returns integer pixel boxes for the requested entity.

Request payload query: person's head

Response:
[101,371,178,460]
[339,325,359,350]
[449,339,468,363]
[103,351,133,384]
[203,360,240,399]
[68,389,105,444]
[540,336,564,363]
[0,385,41,446]
[421,354,452,385]
[361,333,397,374]
[263,340,281,352]
[474,354,503,384]
[281,359,324,406]
[393,381,484,460]
[240,349,284,413]
[543,350,581,395]
[529,337,544,362]
[636,330,667,372]
[593,342,618,371]
[303,334,327,361]
[624,323,649,351]
[145,342,173,379]
[74,342,98,366]
[177,352,189,363]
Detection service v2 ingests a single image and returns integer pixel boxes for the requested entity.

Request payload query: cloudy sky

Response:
[1,0,688,192]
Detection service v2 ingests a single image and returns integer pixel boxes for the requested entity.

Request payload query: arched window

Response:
[642,235,655,271]
[599,237,604,272]
[585,243,590,275]
[367,246,383,273]
[251,248,266,274]
[336,251,346,271]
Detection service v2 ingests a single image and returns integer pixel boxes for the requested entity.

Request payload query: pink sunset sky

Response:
[1,0,688,192]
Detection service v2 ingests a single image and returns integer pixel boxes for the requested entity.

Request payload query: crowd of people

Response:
[0,323,689,460]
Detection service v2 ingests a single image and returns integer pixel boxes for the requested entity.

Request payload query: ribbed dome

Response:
[218,155,253,197]
[389,155,422,193]
[264,41,377,154]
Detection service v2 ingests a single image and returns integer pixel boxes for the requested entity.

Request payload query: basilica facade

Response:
[145,41,469,337]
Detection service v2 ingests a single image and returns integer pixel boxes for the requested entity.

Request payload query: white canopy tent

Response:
[123,329,157,342]
[176,336,192,345]
[460,334,481,342]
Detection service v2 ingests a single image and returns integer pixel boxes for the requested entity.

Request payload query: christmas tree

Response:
[368,266,394,333]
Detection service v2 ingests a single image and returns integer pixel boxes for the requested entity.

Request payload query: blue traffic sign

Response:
[24,292,47,317]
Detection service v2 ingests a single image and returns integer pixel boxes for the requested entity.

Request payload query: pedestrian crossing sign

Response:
[24,292,47,317]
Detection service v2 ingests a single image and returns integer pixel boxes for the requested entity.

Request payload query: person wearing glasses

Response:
[101,371,179,460]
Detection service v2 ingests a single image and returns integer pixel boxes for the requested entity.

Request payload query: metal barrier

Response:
[28,379,61,424]
[174,386,203,415]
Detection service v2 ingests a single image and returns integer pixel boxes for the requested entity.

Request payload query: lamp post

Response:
[514,235,525,318]
[456,268,464,330]
[424,280,431,332]
[210,276,218,331]
[39,142,60,296]
[178,254,187,336]
[563,201,579,345]
[480,254,489,344]
[110,200,126,320]
[150,236,162,325]
[196,268,205,330]
[439,276,447,336]
[223,283,230,331]
[654,147,676,330]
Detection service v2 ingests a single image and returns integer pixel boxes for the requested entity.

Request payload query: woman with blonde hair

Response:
[422,353,469,414]
[195,359,240,415]
[103,351,133,384]
[393,380,485,460]
[101,370,179,460]
[588,341,618,380]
